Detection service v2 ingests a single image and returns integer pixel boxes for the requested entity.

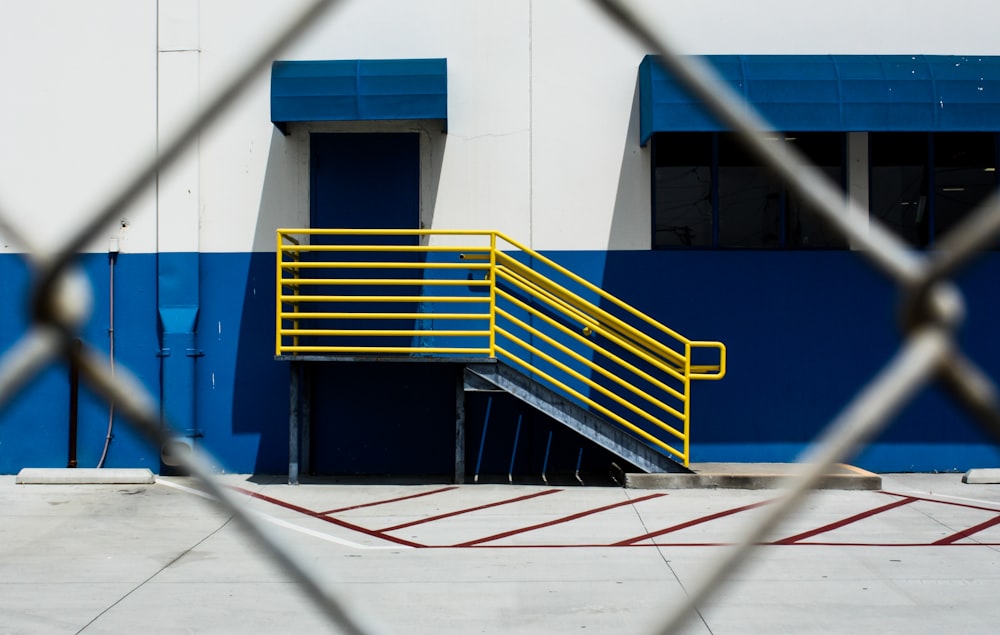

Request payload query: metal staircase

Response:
[463,362,687,474]
[276,229,725,481]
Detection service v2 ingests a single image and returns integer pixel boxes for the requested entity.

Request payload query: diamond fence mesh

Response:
[2,0,1000,633]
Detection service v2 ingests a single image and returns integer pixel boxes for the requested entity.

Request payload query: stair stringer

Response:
[464,362,691,474]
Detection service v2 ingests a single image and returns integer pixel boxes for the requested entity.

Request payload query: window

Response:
[652,133,712,247]
[652,132,847,249]
[717,134,781,248]
[934,133,997,240]
[870,133,930,247]
[870,132,998,248]
[784,134,847,249]
[653,131,999,250]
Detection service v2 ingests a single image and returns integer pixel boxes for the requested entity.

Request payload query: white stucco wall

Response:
[529,0,1000,250]
[0,0,156,255]
[3,0,1000,255]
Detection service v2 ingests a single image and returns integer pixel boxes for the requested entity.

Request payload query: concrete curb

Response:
[963,468,1000,484]
[16,468,156,485]
[626,463,882,490]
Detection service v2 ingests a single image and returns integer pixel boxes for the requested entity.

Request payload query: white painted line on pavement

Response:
[156,477,409,551]
[911,491,1000,510]
[256,513,409,550]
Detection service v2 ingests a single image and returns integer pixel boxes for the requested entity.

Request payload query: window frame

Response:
[651,131,849,250]
[868,131,1000,249]
[650,130,1000,250]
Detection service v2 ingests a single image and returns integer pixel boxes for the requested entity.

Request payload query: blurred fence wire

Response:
[1,0,1000,633]
[591,1,1000,632]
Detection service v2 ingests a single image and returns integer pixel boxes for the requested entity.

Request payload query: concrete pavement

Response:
[2,473,1000,634]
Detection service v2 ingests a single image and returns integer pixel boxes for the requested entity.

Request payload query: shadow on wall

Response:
[606,76,650,251]
[419,123,447,231]
[219,126,298,473]
[248,120,449,244]
[254,126,300,252]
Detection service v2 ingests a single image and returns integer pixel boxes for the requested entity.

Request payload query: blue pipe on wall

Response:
[157,252,201,465]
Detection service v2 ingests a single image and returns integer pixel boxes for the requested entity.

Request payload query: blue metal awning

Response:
[271,58,447,134]
[639,55,1000,145]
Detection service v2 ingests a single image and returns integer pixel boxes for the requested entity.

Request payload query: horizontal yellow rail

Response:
[280,244,481,254]
[283,278,491,287]
[275,228,726,466]
[280,261,490,270]
[282,346,493,355]
[280,329,490,337]
[280,312,489,320]
[690,341,727,380]
[279,295,490,303]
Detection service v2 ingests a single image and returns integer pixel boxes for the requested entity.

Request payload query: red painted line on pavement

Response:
[377,489,562,533]
[229,486,424,548]
[435,541,1000,549]
[932,513,1000,545]
[453,492,667,547]
[612,499,774,546]
[320,486,458,515]
[772,496,917,545]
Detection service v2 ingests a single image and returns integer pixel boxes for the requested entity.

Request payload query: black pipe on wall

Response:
[67,338,81,468]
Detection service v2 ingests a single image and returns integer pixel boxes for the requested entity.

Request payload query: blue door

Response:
[308,132,421,350]
[308,133,452,475]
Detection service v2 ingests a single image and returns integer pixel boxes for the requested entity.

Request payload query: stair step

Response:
[465,362,689,474]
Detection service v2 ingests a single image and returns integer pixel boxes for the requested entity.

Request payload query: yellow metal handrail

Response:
[275,228,726,466]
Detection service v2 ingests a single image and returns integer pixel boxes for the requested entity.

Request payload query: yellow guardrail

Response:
[276,228,726,466]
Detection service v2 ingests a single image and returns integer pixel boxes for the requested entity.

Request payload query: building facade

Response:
[1,0,999,475]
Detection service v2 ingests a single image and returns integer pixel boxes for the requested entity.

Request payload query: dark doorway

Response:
[310,132,419,232]
[307,132,452,475]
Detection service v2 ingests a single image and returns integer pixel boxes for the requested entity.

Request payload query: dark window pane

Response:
[870,133,929,247]
[784,133,848,249]
[718,134,780,248]
[934,133,997,240]
[652,133,713,247]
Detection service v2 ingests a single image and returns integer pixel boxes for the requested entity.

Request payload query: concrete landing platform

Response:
[15,468,156,485]
[626,462,882,490]
[963,468,1000,484]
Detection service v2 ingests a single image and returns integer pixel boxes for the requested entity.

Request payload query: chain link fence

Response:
[2,0,1000,633]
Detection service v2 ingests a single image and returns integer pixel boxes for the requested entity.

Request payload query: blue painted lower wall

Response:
[586,249,1000,472]
[0,254,160,472]
[1,248,998,474]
